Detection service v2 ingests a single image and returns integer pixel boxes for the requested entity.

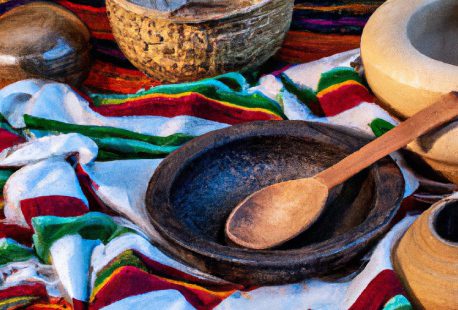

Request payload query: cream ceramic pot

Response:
[361,0,458,183]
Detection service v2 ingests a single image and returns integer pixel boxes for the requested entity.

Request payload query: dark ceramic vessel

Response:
[146,121,404,285]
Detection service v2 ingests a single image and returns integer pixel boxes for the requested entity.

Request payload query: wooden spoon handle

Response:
[315,92,458,189]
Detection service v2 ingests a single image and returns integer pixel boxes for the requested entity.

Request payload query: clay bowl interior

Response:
[146,121,404,285]
[407,0,458,66]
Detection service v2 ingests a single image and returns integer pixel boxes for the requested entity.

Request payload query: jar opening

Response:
[434,201,458,243]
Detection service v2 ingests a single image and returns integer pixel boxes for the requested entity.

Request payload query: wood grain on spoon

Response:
[226,92,458,250]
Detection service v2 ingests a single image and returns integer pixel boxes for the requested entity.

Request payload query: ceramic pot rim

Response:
[146,121,405,269]
[361,0,458,93]
[108,0,276,24]
[429,198,458,247]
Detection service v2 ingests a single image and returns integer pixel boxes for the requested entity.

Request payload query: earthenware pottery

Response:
[225,93,458,250]
[393,195,458,309]
[361,0,458,183]
[146,121,404,285]
[0,2,91,88]
[105,0,294,83]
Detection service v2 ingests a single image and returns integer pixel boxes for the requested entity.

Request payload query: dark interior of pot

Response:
[407,0,458,66]
[434,201,458,243]
[170,134,375,250]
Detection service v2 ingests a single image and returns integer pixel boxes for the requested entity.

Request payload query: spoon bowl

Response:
[226,178,329,249]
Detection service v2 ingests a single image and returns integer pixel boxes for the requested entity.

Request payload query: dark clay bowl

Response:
[146,121,404,285]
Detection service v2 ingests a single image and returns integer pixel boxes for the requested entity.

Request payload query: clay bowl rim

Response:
[362,0,458,96]
[109,0,276,24]
[429,198,458,247]
[146,121,405,268]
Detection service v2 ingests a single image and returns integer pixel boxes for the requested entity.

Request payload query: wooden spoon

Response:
[226,92,458,250]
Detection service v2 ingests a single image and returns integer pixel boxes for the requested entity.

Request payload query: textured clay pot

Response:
[361,0,458,183]
[0,2,91,88]
[393,196,458,309]
[106,0,294,83]
[146,121,404,285]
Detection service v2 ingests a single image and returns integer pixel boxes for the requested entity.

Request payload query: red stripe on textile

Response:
[91,94,282,125]
[90,266,226,310]
[55,0,107,13]
[0,221,33,246]
[72,298,88,310]
[348,269,406,310]
[20,196,88,227]
[0,129,25,152]
[0,283,48,301]
[318,84,375,117]
[55,0,111,35]
[270,65,293,77]
[83,61,158,94]
[75,164,117,216]
[392,194,431,224]
[136,252,244,292]
[90,32,115,41]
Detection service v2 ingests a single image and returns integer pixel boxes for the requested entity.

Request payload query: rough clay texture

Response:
[106,0,294,82]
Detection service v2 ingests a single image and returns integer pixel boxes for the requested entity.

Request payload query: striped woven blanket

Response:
[1,47,437,310]
[0,0,448,309]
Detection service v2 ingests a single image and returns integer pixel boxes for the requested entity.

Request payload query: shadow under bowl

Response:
[146,121,404,285]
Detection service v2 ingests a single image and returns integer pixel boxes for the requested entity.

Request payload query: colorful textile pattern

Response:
[0,47,437,309]
[280,1,385,63]
[0,74,283,161]
[1,0,385,94]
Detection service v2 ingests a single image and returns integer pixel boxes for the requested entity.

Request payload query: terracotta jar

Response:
[393,196,458,309]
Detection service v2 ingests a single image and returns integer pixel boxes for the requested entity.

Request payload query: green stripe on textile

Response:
[29,130,179,160]
[92,137,179,160]
[90,73,245,104]
[280,74,319,107]
[383,295,413,310]
[32,212,118,264]
[23,115,193,146]
[107,227,136,243]
[216,91,286,119]
[370,118,395,137]
[317,67,363,92]
[0,238,34,266]
[89,73,286,119]
[94,250,148,290]
[0,169,14,191]
[214,72,247,92]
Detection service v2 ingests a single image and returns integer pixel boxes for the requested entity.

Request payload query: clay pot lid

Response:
[112,0,271,23]
[361,0,458,95]
[146,121,405,285]
[0,2,90,58]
